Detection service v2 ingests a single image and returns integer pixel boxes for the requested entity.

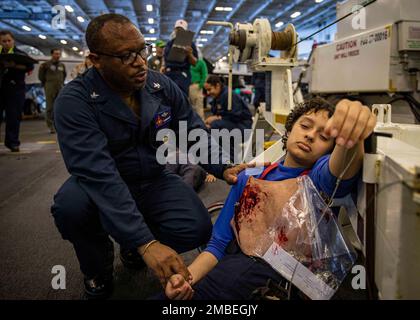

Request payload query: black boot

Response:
[84,240,115,299]
[84,274,114,300]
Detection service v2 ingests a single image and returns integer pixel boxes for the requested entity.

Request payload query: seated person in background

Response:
[204,75,252,131]
[162,98,376,300]
[204,75,253,162]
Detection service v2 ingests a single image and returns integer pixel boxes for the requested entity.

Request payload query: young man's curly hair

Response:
[281,97,335,150]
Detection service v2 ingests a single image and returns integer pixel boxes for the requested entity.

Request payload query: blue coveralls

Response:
[163,40,198,96]
[251,72,266,109]
[51,68,227,279]
[0,47,34,149]
[209,86,253,163]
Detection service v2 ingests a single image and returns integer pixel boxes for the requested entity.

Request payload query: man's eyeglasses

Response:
[93,44,152,65]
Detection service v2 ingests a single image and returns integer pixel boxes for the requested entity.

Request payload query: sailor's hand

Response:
[205,115,220,125]
[165,274,194,300]
[184,46,193,57]
[324,99,376,149]
[223,162,271,185]
[140,241,192,288]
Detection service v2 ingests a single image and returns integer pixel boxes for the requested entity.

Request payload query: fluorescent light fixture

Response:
[275,21,284,28]
[215,7,232,11]
[146,4,153,12]
[22,25,31,31]
[198,38,208,42]
[148,18,154,24]
[197,43,204,47]
[72,47,78,51]
[65,5,74,13]
[315,0,324,3]
[149,28,155,34]
[200,30,214,34]
[38,34,46,39]
[77,16,85,23]
[60,39,68,44]
[291,11,301,18]
[145,37,157,41]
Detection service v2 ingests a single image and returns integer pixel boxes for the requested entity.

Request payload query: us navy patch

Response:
[154,110,172,128]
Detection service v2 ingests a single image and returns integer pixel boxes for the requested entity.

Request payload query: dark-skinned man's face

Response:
[90,22,148,93]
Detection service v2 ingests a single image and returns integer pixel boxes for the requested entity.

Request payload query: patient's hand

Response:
[165,274,194,300]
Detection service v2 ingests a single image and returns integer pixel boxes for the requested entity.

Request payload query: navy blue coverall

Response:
[163,40,198,95]
[209,86,253,162]
[51,68,227,279]
[251,72,266,110]
[0,47,34,149]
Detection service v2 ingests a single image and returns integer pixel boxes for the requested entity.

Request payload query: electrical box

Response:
[398,21,420,51]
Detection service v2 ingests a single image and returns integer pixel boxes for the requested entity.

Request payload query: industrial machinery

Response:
[342,104,420,300]
[308,0,420,124]
[207,18,298,164]
[213,0,420,300]
[306,0,420,299]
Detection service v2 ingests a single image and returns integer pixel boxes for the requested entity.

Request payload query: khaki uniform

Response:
[38,60,66,131]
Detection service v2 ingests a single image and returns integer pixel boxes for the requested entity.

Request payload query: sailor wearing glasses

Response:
[51,14,249,299]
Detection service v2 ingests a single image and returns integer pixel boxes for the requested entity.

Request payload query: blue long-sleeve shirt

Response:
[205,154,360,260]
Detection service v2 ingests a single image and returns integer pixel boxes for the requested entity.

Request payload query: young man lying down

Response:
[161,98,376,300]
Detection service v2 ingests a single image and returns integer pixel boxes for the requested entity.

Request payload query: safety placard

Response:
[310,25,393,93]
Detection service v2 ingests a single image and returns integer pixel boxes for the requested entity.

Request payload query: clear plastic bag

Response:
[233,175,357,300]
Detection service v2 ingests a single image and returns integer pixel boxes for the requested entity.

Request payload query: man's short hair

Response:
[85,13,132,52]
[0,30,14,39]
[281,97,335,150]
[51,48,61,54]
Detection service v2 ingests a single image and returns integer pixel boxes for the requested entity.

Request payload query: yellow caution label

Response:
[264,141,277,150]
[274,113,288,124]
[389,79,397,93]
